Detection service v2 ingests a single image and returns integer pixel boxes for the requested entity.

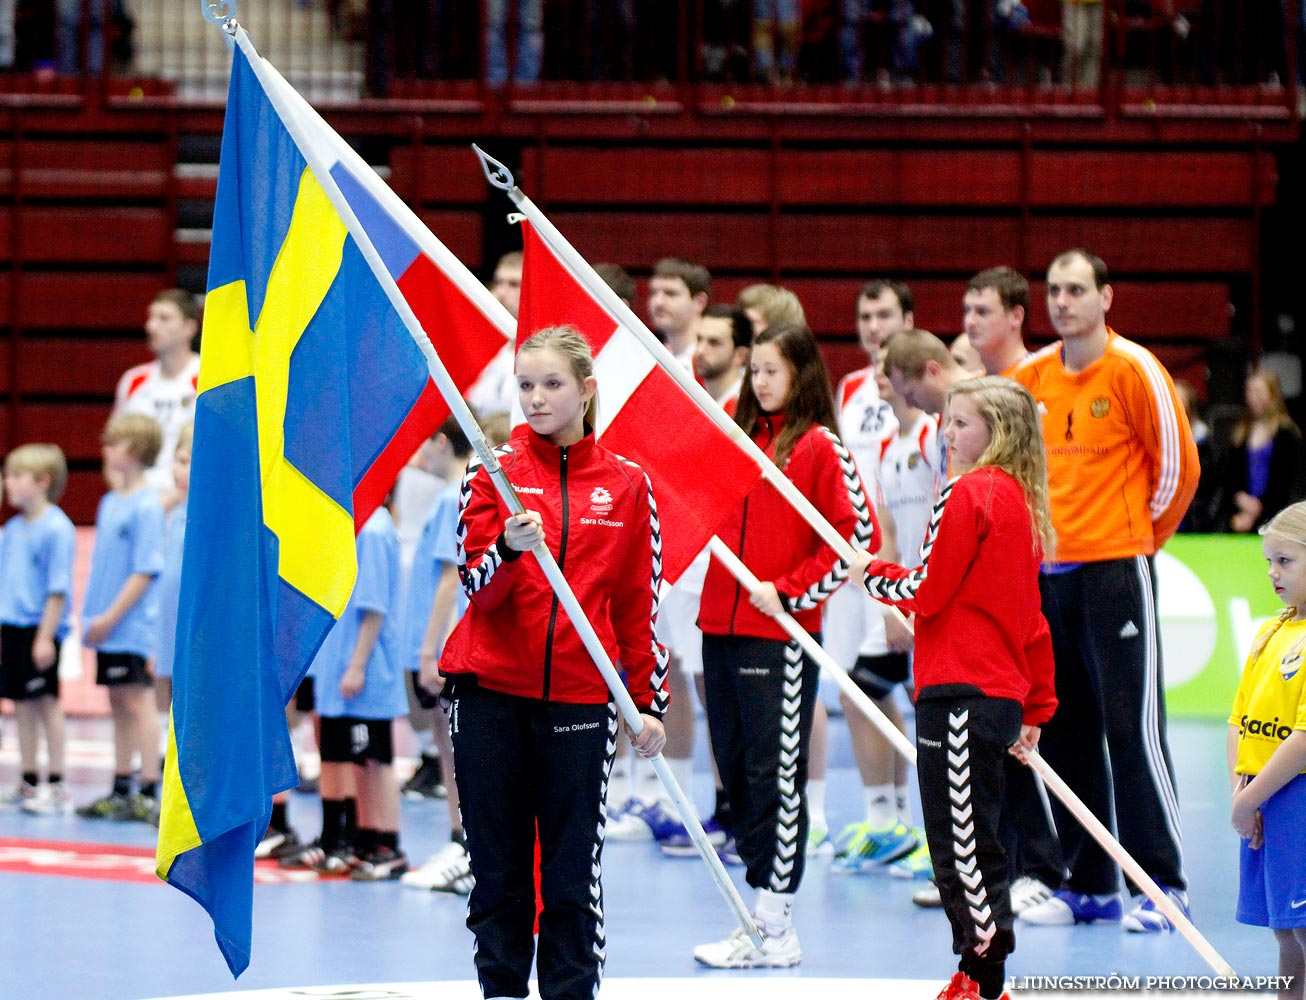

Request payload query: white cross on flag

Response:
[517,221,761,584]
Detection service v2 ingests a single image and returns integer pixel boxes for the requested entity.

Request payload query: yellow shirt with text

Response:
[1229,617,1306,775]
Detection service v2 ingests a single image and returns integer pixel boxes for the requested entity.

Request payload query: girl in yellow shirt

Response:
[1230,501,1306,988]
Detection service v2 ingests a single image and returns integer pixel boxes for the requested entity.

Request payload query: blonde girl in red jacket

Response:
[853,376,1057,1000]
[440,325,668,1000]
[694,320,876,969]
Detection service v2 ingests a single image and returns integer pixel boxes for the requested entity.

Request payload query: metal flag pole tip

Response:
[199,0,238,33]
[474,145,516,192]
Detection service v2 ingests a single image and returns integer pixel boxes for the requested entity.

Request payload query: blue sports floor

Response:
[0,716,1272,1000]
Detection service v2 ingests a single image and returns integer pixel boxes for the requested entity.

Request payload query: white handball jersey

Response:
[823,367,899,667]
[113,355,201,491]
[877,411,941,566]
[835,367,898,499]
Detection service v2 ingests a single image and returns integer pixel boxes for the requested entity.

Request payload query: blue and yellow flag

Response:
[154,39,465,976]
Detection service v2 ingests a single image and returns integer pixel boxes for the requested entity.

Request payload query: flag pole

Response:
[709,534,1238,977]
[238,33,761,949]
[707,537,915,762]
[474,145,861,564]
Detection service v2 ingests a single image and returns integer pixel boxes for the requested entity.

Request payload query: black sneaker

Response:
[256,826,303,860]
[279,838,328,870]
[76,793,132,821]
[350,846,409,881]
[313,844,358,876]
[401,754,446,800]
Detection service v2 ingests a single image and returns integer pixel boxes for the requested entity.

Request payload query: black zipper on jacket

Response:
[542,445,570,700]
[728,415,776,632]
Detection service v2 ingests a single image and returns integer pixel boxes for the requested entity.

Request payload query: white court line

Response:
[145,978,944,1000]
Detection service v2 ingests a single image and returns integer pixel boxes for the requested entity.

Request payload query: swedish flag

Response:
[155,40,445,975]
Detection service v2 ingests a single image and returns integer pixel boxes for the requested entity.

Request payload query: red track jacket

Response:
[699,414,877,640]
[440,425,669,716]
[862,466,1057,726]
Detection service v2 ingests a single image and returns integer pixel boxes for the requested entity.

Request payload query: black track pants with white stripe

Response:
[1038,556,1185,894]
[703,633,821,894]
[449,684,617,1000]
[917,688,1022,972]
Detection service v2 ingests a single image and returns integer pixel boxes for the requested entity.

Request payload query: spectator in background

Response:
[486,0,543,84]
[56,0,133,75]
[0,0,14,68]
[1061,0,1104,87]
[753,0,803,82]
[1174,379,1220,533]
[1216,369,1306,533]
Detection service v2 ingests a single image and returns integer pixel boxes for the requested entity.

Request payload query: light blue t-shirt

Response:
[82,487,165,657]
[399,482,467,671]
[313,507,407,721]
[153,497,188,678]
[0,506,76,638]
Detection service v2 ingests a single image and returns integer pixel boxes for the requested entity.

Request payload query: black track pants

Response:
[702,633,820,894]
[1038,557,1185,894]
[917,688,1022,977]
[450,684,617,1000]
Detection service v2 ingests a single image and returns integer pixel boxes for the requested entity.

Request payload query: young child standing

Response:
[399,416,476,894]
[1231,501,1306,997]
[854,376,1057,1000]
[303,504,409,880]
[0,444,77,814]
[79,414,166,824]
[152,422,190,722]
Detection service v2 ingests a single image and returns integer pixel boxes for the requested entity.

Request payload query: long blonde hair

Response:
[516,325,600,427]
[1251,501,1306,661]
[947,376,1055,557]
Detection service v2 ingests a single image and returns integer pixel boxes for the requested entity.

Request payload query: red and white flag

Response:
[517,222,761,584]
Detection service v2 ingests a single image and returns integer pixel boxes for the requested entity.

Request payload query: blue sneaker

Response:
[1020,889,1122,926]
[717,836,744,867]
[888,836,933,879]
[607,798,686,842]
[1123,887,1189,932]
[806,825,835,857]
[660,816,728,856]
[832,821,918,873]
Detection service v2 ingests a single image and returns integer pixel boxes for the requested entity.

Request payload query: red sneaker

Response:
[934,973,1009,1000]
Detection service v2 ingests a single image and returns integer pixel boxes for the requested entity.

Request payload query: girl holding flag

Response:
[438,324,668,1000]
[694,320,876,968]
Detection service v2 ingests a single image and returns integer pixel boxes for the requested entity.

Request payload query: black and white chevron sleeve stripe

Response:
[786,427,875,613]
[456,444,515,600]
[863,480,953,604]
[624,460,670,717]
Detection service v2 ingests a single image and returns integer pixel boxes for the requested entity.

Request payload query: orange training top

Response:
[1010,329,1199,563]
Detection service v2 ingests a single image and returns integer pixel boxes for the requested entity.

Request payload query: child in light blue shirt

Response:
[0,444,76,814]
[79,414,165,824]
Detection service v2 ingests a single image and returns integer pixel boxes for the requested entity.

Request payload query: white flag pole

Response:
[707,537,916,762]
[236,30,761,948]
[709,534,1238,978]
[1023,753,1235,978]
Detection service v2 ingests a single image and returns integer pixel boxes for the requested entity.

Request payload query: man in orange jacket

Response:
[1011,248,1199,934]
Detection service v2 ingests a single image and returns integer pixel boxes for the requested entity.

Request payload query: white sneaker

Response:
[0,784,37,810]
[693,920,801,968]
[1010,876,1054,915]
[22,784,72,815]
[401,840,473,893]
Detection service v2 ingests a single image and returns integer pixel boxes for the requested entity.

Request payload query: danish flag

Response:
[517,222,761,584]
